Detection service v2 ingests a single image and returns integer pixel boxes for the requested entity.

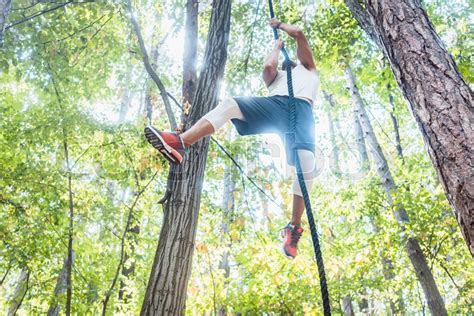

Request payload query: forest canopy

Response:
[0,0,472,315]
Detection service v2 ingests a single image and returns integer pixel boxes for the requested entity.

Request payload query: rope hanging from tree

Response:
[267,1,331,314]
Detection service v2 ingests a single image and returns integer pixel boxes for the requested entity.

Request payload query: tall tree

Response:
[48,253,75,316]
[0,0,11,46]
[218,159,236,316]
[7,269,29,316]
[323,91,341,176]
[345,0,474,256]
[353,109,369,173]
[342,295,355,316]
[140,1,232,314]
[387,83,404,161]
[49,68,75,316]
[346,65,448,315]
[181,0,198,127]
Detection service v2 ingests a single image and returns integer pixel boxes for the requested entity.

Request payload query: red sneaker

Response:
[144,125,186,164]
[281,223,303,259]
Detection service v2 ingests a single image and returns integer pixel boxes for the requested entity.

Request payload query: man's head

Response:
[281,60,297,70]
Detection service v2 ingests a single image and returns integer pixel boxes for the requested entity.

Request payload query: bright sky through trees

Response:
[0,0,472,314]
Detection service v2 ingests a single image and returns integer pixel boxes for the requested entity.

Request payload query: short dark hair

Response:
[281,60,297,70]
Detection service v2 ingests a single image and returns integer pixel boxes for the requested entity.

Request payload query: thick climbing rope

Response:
[268,1,331,314]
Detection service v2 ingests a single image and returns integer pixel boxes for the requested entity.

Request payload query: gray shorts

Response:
[231,95,315,166]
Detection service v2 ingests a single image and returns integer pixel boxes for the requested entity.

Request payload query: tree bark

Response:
[323,91,341,176]
[140,1,231,314]
[0,0,11,47]
[181,0,198,127]
[387,84,404,160]
[406,237,448,315]
[347,0,474,257]
[145,91,153,124]
[118,224,139,301]
[7,269,29,316]
[218,162,236,316]
[352,95,370,173]
[344,0,380,47]
[345,65,448,316]
[48,252,75,316]
[342,295,355,316]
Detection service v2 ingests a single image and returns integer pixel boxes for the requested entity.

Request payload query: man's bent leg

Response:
[180,97,244,147]
[179,118,215,147]
[291,195,305,226]
[290,150,316,225]
[282,150,316,258]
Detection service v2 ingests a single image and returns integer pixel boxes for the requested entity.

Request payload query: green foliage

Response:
[0,0,472,314]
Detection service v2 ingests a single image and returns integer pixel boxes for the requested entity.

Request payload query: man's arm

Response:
[262,39,284,87]
[269,18,316,71]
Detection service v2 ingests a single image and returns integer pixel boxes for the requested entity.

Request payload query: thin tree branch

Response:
[70,12,114,67]
[206,252,218,316]
[243,0,262,76]
[0,266,10,285]
[70,140,120,169]
[127,0,177,130]
[40,12,108,45]
[6,1,95,30]
[436,258,462,293]
[47,62,75,316]
[101,171,158,315]
[11,1,41,11]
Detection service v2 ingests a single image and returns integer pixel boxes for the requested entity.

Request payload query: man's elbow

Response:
[263,63,276,73]
[262,68,277,85]
[294,28,304,39]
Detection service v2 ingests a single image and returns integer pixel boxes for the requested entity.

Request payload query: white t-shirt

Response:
[267,64,319,105]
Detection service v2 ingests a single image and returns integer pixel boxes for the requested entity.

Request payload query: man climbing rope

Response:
[145,18,319,259]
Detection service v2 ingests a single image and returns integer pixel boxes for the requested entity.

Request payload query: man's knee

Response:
[221,97,238,110]
[291,150,316,196]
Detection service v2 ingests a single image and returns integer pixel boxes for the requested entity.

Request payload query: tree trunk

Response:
[0,0,11,47]
[7,269,29,316]
[342,295,355,316]
[119,88,131,123]
[406,237,448,315]
[218,163,236,316]
[145,90,153,124]
[48,252,75,316]
[345,65,448,316]
[387,84,404,160]
[140,1,231,314]
[181,0,198,128]
[323,91,341,176]
[353,103,370,173]
[50,68,75,316]
[118,224,139,301]
[347,0,474,257]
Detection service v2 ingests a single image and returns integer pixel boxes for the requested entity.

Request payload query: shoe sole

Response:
[280,232,296,259]
[144,126,183,164]
[281,246,296,259]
